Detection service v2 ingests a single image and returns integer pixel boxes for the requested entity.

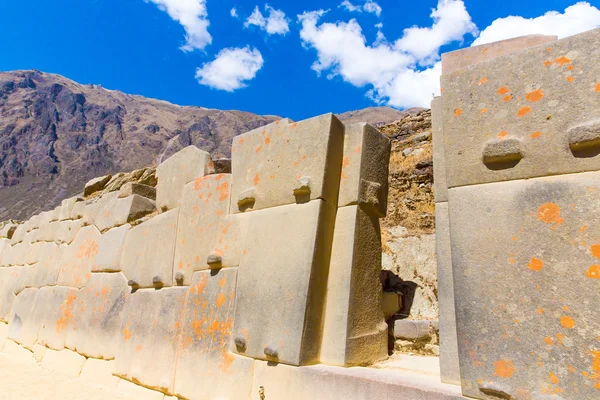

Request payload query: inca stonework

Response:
[436,28,600,399]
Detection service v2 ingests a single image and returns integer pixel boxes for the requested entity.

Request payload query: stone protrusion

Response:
[210,158,232,174]
[84,175,112,196]
[264,346,279,359]
[206,253,222,266]
[152,275,164,288]
[482,139,523,170]
[235,336,247,352]
[568,118,600,157]
[237,188,257,212]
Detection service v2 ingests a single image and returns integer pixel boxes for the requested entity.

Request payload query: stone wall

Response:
[0,114,392,399]
[435,29,600,399]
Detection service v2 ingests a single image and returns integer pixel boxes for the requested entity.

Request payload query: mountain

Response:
[0,70,407,221]
[336,106,426,127]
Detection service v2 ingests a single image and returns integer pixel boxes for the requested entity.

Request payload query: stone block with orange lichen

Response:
[120,208,178,289]
[155,145,213,211]
[173,174,232,285]
[65,272,130,359]
[230,114,344,213]
[7,287,39,349]
[34,286,78,351]
[446,172,600,399]
[173,269,254,400]
[440,28,600,188]
[114,287,187,394]
[56,225,101,289]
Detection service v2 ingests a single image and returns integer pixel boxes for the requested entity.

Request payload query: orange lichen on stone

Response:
[530,131,542,139]
[537,308,544,314]
[543,60,553,67]
[495,359,516,378]
[498,131,508,139]
[253,173,260,185]
[503,95,513,102]
[560,316,576,329]
[123,324,132,340]
[549,372,560,384]
[498,86,510,95]
[596,83,600,92]
[526,89,544,103]
[454,108,463,117]
[567,65,574,71]
[264,136,271,144]
[517,106,532,117]
[555,56,572,66]
[479,77,488,85]
[566,76,575,83]
[586,265,600,279]
[591,243,600,259]
[55,292,77,333]
[480,108,488,113]
[581,225,588,233]
[528,257,544,271]
[538,203,564,226]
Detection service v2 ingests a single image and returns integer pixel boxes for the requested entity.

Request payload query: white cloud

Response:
[145,0,211,52]
[299,1,475,108]
[230,7,238,18]
[195,46,264,91]
[244,4,290,35]
[339,0,382,17]
[363,1,382,17]
[473,1,600,46]
[396,0,477,65]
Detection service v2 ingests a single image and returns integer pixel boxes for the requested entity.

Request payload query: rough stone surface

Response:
[41,348,86,378]
[118,183,156,200]
[431,97,448,203]
[338,123,391,217]
[95,224,130,272]
[174,269,255,400]
[80,358,120,390]
[230,114,344,213]
[7,288,39,349]
[321,205,387,367]
[173,174,232,285]
[121,208,178,288]
[35,286,78,350]
[93,194,156,232]
[233,200,336,365]
[394,320,434,340]
[85,175,112,196]
[57,225,101,288]
[441,29,600,188]
[115,287,186,394]
[448,172,600,399]
[66,273,130,360]
[435,203,461,386]
[155,145,212,211]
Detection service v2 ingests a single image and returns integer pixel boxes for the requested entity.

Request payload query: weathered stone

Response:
[84,175,112,196]
[115,287,186,394]
[7,288,39,349]
[233,199,336,365]
[80,358,120,390]
[0,267,20,321]
[34,286,78,350]
[2,338,37,365]
[211,158,232,174]
[441,29,600,188]
[338,123,391,217]
[156,145,212,211]
[66,272,129,359]
[431,96,448,203]
[321,205,387,367]
[59,196,83,221]
[93,194,156,232]
[0,223,17,239]
[121,208,178,288]
[118,182,156,200]
[173,174,231,285]
[0,321,7,350]
[230,114,344,213]
[173,269,254,400]
[435,202,461,386]
[56,225,101,288]
[382,292,401,318]
[94,224,130,272]
[114,379,165,400]
[394,320,433,340]
[208,213,252,268]
[448,172,600,399]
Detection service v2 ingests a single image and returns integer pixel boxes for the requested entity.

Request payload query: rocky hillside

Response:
[0,70,407,221]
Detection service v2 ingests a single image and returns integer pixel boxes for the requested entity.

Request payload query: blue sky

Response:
[1,0,599,120]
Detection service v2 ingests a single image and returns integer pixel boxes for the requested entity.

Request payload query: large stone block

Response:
[337,123,391,217]
[230,114,344,213]
[432,96,448,203]
[66,272,130,359]
[208,212,252,268]
[232,200,336,365]
[441,29,600,188]
[33,243,67,288]
[156,145,212,211]
[84,174,112,196]
[93,194,156,232]
[320,205,387,367]
[115,287,186,394]
[0,267,20,321]
[173,174,232,285]
[94,224,130,272]
[41,348,87,378]
[0,223,17,239]
[435,203,461,386]
[121,209,178,289]
[0,321,7,350]
[59,196,83,221]
[57,225,101,288]
[448,171,600,399]
[80,358,120,390]
[114,379,166,400]
[7,287,39,349]
[9,223,27,244]
[34,286,78,350]
[173,269,254,400]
